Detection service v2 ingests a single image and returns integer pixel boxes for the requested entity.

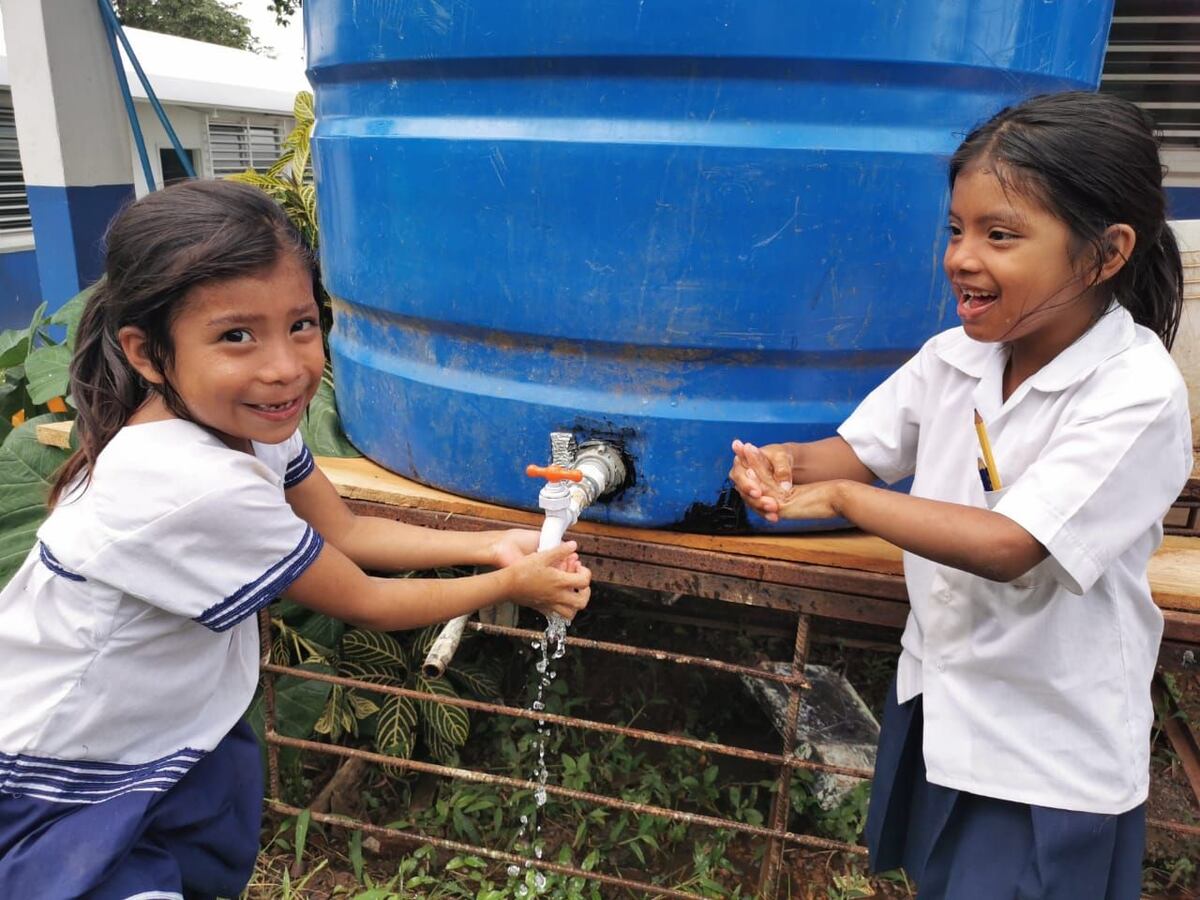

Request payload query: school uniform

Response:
[0,420,321,899]
[837,305,1193,898]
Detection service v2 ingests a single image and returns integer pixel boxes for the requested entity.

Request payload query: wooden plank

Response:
[34,420,1200,613]
[324,455,905,576]
[36,420,71,449]
[326,455,1200,613]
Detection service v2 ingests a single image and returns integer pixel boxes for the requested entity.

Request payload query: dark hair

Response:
[949,90,1183,349]
[50,179,315,506]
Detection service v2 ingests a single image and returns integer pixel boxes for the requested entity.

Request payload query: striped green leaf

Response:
[341,629,408,675]
[447,662,501,701]
[375,694,418,759]
[415,674,470,751]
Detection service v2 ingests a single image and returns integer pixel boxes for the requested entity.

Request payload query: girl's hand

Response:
[729,439,794,516]
[508,541,592,620]
[762,480,846,523]
[488,528,539,569]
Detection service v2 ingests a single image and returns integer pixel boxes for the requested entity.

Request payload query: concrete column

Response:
[0,0,135,309]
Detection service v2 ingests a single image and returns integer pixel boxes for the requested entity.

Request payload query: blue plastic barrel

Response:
[306,0,1113,530]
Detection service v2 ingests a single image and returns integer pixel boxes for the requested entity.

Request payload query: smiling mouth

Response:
[247,398,302,416]
[960,289,997,308]
[958,289,999,320]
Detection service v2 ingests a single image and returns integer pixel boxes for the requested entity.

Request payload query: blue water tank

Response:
[306,1,1112,530]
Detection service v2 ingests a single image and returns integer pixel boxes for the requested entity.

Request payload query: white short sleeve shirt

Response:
[838,306,1192,814]
[0,421,321,803]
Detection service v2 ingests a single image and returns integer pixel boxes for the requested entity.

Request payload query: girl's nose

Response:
[262,342,306,384]
[944,238,982,277]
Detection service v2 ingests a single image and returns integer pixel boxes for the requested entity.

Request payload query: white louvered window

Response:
[0,93,31,232]
[1102,1,1200,150]
[207,121,282,176]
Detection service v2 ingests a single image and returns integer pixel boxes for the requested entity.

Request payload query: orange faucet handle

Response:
[525,464,583,483]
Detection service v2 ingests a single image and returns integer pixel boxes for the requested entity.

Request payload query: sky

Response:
[238,1,306,68]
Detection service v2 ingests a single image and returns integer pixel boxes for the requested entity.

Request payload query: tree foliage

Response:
[113,0,265,54]
[266,0,300,26]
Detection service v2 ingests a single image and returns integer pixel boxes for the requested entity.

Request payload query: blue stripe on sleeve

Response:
[194,526,324,632]
[284,446,315,489]
[0,747,204,804]
[38,543,86,582]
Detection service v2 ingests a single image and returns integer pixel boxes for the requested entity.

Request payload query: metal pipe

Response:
[422,434,626,676]
[97,0,155,191]
[96,0,196,179]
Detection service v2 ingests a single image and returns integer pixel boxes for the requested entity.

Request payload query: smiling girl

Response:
[730,92,1191,898]
[0,180,591,899]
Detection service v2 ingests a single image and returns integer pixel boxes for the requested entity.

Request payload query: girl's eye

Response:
[946,223,962,237]
[989,229,1017,242]
[292,318,319,333]
[221,329,252,343]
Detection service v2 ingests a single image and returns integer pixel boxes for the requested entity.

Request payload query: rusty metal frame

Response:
[256,500,1200,897]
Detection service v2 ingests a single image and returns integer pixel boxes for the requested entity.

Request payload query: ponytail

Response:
[1116,223,1183,350]
[48,179,315,507]
[49,281,140,506]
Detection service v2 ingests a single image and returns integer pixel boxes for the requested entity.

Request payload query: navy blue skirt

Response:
[0,720,262,900]
[865,681,1145,900]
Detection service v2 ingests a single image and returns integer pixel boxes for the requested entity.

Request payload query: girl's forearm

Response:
[353,567,517,631]
[786,437,878,485]
[334,515,501,571]
[831,481,1047,582]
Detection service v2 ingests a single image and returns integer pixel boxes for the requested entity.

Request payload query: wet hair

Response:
[949,90,1183,349]
[50,179,316,506]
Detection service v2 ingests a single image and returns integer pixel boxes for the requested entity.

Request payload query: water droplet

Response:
[517,884,529,897]
[534,872,547,890]
[532,700,544,711]
[507,865,520,878]
[531,641,541,650]
[535,659,547,673]
[534,846,543,859]
[520,814,528,825]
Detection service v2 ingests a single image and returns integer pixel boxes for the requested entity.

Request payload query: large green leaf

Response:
[49,284,94,347]
[0,332,28,370]
[338,658,402,687]
[24,344,71,404]
[293,90,314,125]
[342,628,409,675]
[300,374,359,458]
[415,674,470,750]
[0,414,71,587]
[447,662,502,701]
[275,598,345,651]
[375,694,418,759]
[246,662,335,773]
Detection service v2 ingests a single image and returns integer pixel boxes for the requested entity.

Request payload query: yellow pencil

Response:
[973,409,1002,490]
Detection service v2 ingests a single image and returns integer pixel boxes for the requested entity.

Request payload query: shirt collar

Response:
[1023,304,1135,392]
[932,304,1136,392]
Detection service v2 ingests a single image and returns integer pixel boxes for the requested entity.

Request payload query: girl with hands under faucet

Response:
[730,92,1191,899]
[0,180,590,900]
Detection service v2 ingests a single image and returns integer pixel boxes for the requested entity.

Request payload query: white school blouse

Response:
[0,420,320,803]
[838,305,1192,814]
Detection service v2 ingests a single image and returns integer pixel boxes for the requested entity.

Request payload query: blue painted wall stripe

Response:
[26,184,135,311]
[0,249,42,330]
[1167,187,1200,222]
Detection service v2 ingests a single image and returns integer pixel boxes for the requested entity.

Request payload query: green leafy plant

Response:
[227,91,331,340]
[256,595,501,779]
[0,288,89,441]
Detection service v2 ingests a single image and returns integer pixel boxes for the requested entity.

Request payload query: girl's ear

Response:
[117,325,165,385]
[1097,223,1136,284]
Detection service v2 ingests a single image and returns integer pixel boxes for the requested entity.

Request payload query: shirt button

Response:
[936,660,946,672]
